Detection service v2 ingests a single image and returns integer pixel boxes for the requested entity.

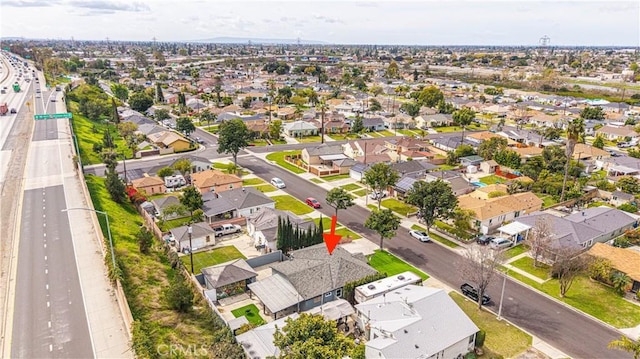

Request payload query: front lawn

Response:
[381,198,417,217]
[295,135,322,143]
[340,183,362,192]
[159,217,193,232]
[503,244,527,259]
[242,178,266,186]
[231,304,266,326]
[254,184,278,193]
[479,175,504,185]
[313,216,333,230]
[509,273,640,328]
[374,130,396,137]
[248,139,269,147]
[451,292,532,358]
[180,245,246,274]
[272,195,314,215]
[265,151,306,174]
[333,227,361,240]
[212,162,249,175]
[412,224,460,248]
[509,256,550,280]
[353,189,367,197]
[322,174,351,182]
[310,178,324,184]
[437,164,459,171]
[367,250,429,280]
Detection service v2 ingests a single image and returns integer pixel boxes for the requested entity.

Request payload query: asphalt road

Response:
[236,154,631,359]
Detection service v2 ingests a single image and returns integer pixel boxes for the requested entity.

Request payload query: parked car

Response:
[195,137,205,144]
[369,190,387,200]
[409,230,431,242]
[475,235,494,246]
[460,283,491,305]
[271,177,286,189]
[213,224,242,237]
[305,197,321,208]
[489,237,513,250]
[617,142,632,148]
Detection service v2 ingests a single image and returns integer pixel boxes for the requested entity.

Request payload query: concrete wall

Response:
[246,251,283,268]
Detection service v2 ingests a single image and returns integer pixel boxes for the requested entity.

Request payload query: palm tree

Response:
[560,118,585,201]
[608,336,640,359]
[317,98,329,144]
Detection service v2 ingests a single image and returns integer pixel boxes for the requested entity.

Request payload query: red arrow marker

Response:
[323,215,342,255]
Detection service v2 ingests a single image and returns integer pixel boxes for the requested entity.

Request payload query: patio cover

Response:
[307,298,354,321]
[248,274,300,313]
[609,165,639,175]
[498,222,531,236]
[319,154,348,161]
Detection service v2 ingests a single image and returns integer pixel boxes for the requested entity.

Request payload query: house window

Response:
[515,211,520,218]
[229,184,234,189]
[206,236,211,243]
[325,292,332,298]
[336,288,343,298]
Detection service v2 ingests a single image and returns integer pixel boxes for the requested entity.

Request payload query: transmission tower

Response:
[539,35,550,47]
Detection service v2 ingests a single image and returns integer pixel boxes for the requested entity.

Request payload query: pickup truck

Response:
[213,224,242,237]
[460,283,491,305]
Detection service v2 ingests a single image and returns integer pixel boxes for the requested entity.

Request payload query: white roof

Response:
[236,313,299,359]
[497,221,532,236]
[319,154,348,161]
[355,271,421,299]
[306,299,354,321]
[248,274,300,313]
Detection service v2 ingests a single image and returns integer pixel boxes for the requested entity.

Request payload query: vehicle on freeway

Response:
[12,82,20,92]
[305,197,321,208]
[10,108,16,114]
[475,235,494,246]
[0,103,8,115]
[271,177,285,189]
[489,237,513,250]
[460,283,490,305]
[213,224,242,237]
[409,230,431,242]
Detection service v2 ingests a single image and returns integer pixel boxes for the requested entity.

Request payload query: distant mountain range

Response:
[191,37,327,45]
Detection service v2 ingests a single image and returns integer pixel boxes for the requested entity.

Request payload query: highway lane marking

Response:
[44,255,47,261]
[45,284,48,290]
[44,243,46,248]
[45,268,48,274]
[43,232,46,236]
[48,321,51,328]
[49,344,52,352]
[47,301,50,308]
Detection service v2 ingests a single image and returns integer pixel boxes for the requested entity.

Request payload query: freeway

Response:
[236,154,631,359]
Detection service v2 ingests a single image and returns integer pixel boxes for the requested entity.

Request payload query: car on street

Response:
[271,177,286,189]
[617,142,632,148]
[409,230,431,242]
[475,235,494,246]
[195,137,205,144]
[489,237,513,250]
[460,283,491,305]
[305,197,321,208]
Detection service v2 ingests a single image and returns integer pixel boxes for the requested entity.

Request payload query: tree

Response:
[117,121,137,139]
[493,149,521,169]
[128,92,154,112]
[199,108,217,128]
[105,169,126,203]
[458,245,505,309]
[593,135,605,149]
[580,106,605,120]
[154,108,170,122]
[437,100,455,114]
[365,209,400,250]
[528,216,553,267]
[350,116,364,134]
[217,118,251,168]
[561,118,585,201]
[165,273,193,313]
[384,61,400,79]
[405,180,457,234]
[269,119,283,139]
[452,107,476,143]
[362,163,400,209]
[552,247,589,297]
[273,313,362,359]
[477,137,508,160]
[180,186,203,219]
[110,83,129,102]
[608,336,640,359]
[400,100,421,124]
[618,176,640,194]
[155,82,164,103]
[454,144,476,158]
[611,272,632,295]
[176,117,195,136]
[157,166,174,179]
[325,188,355,218]
[369,98,382,112]
[136,226,154,254]
[173,158,193,176]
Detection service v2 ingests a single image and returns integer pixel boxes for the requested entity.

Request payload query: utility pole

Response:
[188,225,194,274]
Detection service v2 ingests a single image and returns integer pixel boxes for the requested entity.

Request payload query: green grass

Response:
[380,198,417,217]
[437,164,459,171]
[367,250,429,280]
[265,151,306,174]
[313,216,333,230]
[374,130,396,137]
[212,162,249,175]
[242,178,266,186]
[503,244,527,259]
[180,246,246,274]
[430,232,460,248]
[322,174,351,181]
[231,304,266,326]
[451,292,532,357]
[479,175,504,185]
[85,175,232,355]
[159,217,193,232]
[254,184,278,193]
[248,139,269,147]
[69,101,132,165]
[535,193,558,208]
[509,273,640,328]
[310,178,324,184]
[333,227,362,240]
[272,195,314,215]
[588,201,614,208]
[397,129,420,136]
[411,224,426,231]
[339,183,362,191]
[509,256,550,280]
[295,135,322,143]
[353,189,367,197]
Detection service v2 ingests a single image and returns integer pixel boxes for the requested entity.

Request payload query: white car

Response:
[489,237,513,250]
[409,230,431,242]
[369,190,387,200]
[271,177,286,189]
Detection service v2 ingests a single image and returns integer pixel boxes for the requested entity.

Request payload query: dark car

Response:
[461,283,490,305]
[475,235,494,246]
[10,108,16,114]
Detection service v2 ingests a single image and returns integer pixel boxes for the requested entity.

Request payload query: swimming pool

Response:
[471,181,487,187]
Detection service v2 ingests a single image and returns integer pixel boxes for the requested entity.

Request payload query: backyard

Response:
[180,245,246,274]
[272,195,314,215]
[367,250,429,281]
[479,175,505,185]
[231,304,266,326]
[265,151,305,174]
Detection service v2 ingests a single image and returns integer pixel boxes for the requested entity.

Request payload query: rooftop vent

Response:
[367,284,376,290]
[397,275,405,281]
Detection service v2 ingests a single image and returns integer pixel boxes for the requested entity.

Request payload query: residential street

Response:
[236,153,632,359]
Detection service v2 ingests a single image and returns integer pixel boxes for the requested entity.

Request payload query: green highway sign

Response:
[34,112,73,120]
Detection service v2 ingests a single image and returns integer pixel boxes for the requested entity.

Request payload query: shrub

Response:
[475,330,486,347]
[166,272,194,313]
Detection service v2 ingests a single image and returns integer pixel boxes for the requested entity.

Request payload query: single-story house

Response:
[201,259,258,300]
[130,175,166,195]
[595,125,639,142]
[609,191,635,207]
[355,285,478,359]
[169,222,217,252]
[202,187,275,223]
[236,313,300,359]
[283,120,318,137]
[460,155,484,167]
[170,155,213,173]
[301,144,346,166]
[425,171,475,196]
[588,243,640,293]
[246,208,315,252]
[146,131,192,151]
[151,195,187,220]
[191,169,242,194]
[572,143,610,161]
[362,117,386,131]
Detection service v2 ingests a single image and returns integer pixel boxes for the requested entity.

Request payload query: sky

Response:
[1,0,639,46]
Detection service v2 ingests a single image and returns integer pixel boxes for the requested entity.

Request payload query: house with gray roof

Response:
[169,222,216,252]
[170,155,212,173]
[202,187,275,224]
[201,259,257,301]
[425,171,474,196]
[236,313,300,359]
[362,117,387,131]
[283,120,318,137]
[390,160,437,178]
[355,285,478,359]
[245,207,315,252]
[301,144,346,166]
[151,195,189,220]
